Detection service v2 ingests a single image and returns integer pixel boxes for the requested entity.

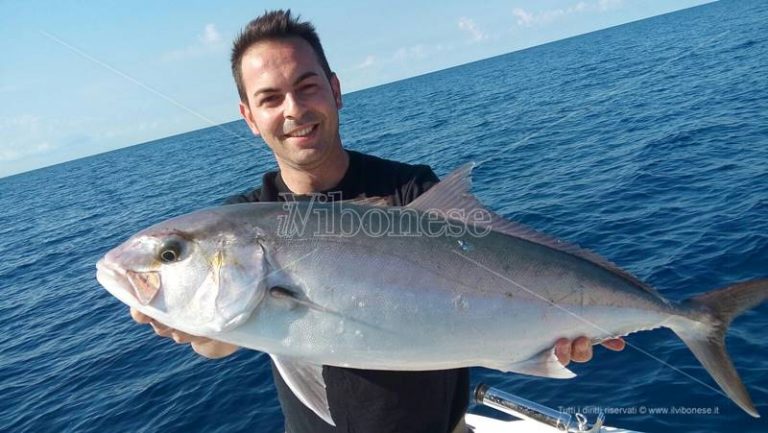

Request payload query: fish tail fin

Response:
[671,279,768,418]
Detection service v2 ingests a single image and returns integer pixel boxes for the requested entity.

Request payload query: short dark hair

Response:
[231,9,333,103]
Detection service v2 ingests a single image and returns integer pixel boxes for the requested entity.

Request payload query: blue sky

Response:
[0,0,713,178]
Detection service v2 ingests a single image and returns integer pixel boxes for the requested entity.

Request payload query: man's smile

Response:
[284,124,318,138]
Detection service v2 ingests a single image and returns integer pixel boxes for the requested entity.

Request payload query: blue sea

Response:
[1,1,766,432]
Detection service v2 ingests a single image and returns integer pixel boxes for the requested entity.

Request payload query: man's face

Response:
[238,38,343,170]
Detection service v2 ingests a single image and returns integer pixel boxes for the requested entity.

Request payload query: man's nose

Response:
[283,92,306,119]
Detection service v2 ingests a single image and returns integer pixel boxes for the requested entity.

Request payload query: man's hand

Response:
[129,308,240,359]
[554,336,625,366]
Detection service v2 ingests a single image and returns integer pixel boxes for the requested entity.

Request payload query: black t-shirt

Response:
[225,150,470,433]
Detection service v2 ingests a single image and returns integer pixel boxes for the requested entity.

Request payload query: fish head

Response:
[96,209,270,336]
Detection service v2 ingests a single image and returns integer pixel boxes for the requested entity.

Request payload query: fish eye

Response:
[158,239,183,263]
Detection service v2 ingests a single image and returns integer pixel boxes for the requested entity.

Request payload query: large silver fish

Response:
[96,164,767,425]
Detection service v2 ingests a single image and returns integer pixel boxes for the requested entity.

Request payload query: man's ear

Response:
[330,73,343,109]
[239,101,260,136]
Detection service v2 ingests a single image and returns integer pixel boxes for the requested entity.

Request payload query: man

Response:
[130,9,625,433]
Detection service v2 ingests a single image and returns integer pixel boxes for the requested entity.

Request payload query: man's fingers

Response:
[600,338,626,351]
[554,336,624,367]
[554,338,572,366]
[149,320,172,337]
[130,307,151,324]
[191,340,240,359]
[171,331,195,344]
[570,336,593,363]
[171,331,208,344]
[129,307,236,359]
[148,320,207,344]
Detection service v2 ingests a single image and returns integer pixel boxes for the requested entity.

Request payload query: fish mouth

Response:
[96,258,160,307]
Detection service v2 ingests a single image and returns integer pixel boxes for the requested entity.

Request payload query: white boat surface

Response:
[465,413,644,433]
[467,384,645,433]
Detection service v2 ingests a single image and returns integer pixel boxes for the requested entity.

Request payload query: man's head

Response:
[233,10,344,172]
[231,10,332,104]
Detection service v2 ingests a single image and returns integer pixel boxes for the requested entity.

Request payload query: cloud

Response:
[200,23,222,44]
[346,40,460,76]
[0,114,40,129]
[0,148,21,161]
[393,44,427,61]
[0,114,106,167]
[458,17,488,42]
[513,0,621,27]
[0,140,53,162]
[0,115,57,162]
[598,0,624,11]
[513,8,536,27]
[164,23,226,61]
[383,42,459,67]
[354,55,376,70]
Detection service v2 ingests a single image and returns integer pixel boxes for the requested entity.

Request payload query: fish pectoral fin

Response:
[269,286,335,314]
[270,355,335,426]
[496,347,576,379]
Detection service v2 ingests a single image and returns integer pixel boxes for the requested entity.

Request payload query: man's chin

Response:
[278,147,329,169]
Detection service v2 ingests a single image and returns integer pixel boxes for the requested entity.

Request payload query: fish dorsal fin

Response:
[407,162,476,212]
[408,163,660,297]
[345,195,393,207]
[271,355,335,426]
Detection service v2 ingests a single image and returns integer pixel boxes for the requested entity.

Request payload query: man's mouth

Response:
[284,124,318,138]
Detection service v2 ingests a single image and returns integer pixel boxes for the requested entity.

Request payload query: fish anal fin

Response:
[491,347,576,379]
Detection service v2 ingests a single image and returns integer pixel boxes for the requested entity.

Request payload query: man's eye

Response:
[260,95,280,106]
[300,84,318,93]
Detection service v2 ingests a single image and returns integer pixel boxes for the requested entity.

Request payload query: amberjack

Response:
[97,164,768,425]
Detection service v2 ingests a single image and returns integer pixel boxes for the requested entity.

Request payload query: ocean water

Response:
[1,1,767,432]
